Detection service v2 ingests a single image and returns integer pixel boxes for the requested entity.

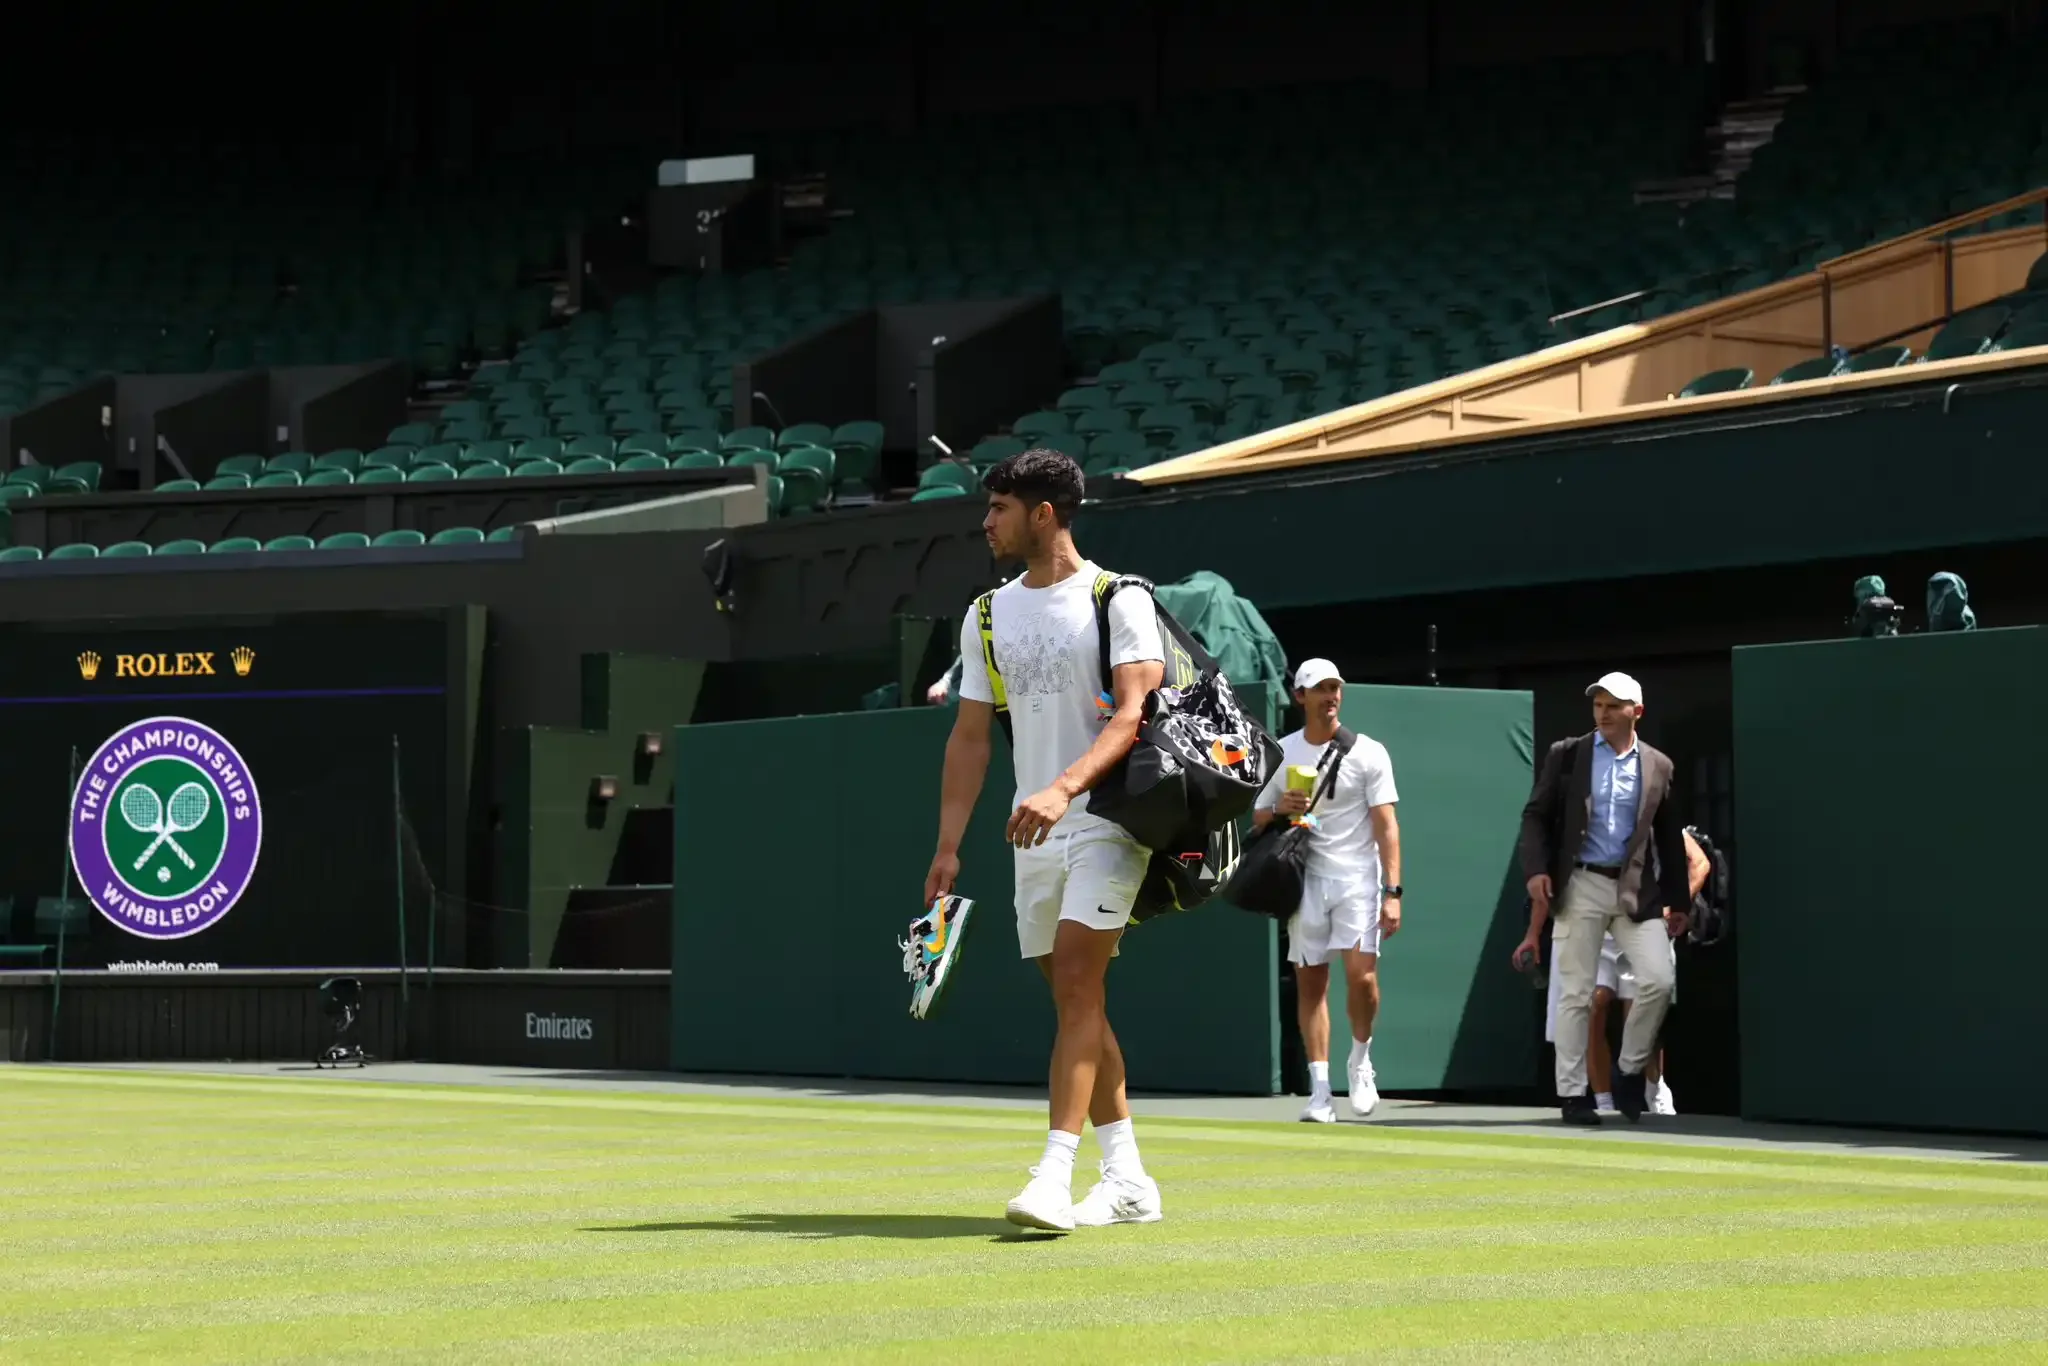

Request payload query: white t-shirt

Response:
[957,564,1163,833]
[1256,728,1399,886]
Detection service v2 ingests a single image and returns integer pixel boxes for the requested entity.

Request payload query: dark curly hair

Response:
[981,447,1084,527]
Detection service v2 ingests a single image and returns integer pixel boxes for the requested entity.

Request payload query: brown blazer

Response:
[1517,732,1690,922]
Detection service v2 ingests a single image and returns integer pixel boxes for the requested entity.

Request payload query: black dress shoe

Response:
[1560,1094,1601,1126]
[1614,1072,1648,1122]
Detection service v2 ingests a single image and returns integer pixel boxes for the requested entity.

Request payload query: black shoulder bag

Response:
[1223,727,1356,920]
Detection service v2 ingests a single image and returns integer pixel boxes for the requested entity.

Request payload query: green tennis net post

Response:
[48,745,79,1062]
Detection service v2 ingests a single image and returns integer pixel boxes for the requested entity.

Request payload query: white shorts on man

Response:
[1290,873,1384,966]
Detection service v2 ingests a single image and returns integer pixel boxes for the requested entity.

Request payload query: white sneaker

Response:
[1005,1167,1075,1233]
[1071,1165,1163,1226]
[1348,1055,1379,1118]
[1300,1095,1336,1123]
[1651,1078,1677,1116]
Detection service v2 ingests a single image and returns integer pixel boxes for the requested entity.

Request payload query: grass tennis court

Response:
[5,1068,2048,1363]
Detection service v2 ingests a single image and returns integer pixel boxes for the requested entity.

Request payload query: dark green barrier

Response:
[672,706,1278,1093]
[1734,627,2048,1136]
[1310,685,1538,1093]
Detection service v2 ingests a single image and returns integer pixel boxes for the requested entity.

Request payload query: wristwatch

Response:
[1381,885,1403,899]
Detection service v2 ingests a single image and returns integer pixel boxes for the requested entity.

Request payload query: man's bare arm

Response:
[1055,658,1163,799]
[936,700,993,857]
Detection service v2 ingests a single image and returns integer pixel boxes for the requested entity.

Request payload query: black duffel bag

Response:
[1223,726,1355,920]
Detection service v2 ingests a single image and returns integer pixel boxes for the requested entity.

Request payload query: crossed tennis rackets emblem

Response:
[117,780,212,873]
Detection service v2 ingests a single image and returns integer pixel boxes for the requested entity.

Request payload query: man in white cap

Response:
[1515,671,1690,1125]
[1254,658,1401,1123]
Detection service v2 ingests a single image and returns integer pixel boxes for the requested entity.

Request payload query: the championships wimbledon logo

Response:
[69,717,263,939]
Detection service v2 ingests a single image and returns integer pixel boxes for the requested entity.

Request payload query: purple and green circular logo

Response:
[70,716,263,940]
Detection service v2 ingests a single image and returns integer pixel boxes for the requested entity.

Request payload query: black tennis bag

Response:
[1083,575,1283,853]
[1224,726,1356,919]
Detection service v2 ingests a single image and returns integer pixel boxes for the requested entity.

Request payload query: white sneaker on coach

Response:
[1300,1095,1336,1123]
[1071,1164,1163,1226]
[1005,1167,1075,1233]
[1652,1078,1677,1116]
[1348,1054,1380,1118]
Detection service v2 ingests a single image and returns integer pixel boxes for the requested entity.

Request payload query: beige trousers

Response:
[1551,870,1676,1096]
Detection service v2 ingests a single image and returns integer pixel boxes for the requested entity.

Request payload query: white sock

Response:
[1308,1060,1331,1095]
[1595,1091,1614,1111]
[1095,1118,1144,1180]
[1037,1130,1080,1185]
[1349,1037,1372,1070]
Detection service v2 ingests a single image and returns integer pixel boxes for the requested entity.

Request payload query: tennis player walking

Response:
[923,449,1167,1233]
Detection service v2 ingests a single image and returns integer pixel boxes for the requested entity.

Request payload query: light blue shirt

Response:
[1579,733,1641,867]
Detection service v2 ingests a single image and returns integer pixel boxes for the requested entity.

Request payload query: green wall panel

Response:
[673,706,1278,1093]
[1734,626,2048,1136]
[1310,685,1538,1094]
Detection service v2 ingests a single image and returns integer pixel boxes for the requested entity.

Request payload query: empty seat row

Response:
[0,526,519,563]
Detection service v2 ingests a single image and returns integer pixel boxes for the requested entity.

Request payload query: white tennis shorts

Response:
[1287,872,1383,967]
[1013,821,1148,959]
[1544,932,1676,1041]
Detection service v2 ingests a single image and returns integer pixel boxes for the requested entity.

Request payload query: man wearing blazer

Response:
[1516,671,1691,1125]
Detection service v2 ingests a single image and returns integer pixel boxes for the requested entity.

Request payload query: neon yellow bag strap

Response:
[976,591,1007,714]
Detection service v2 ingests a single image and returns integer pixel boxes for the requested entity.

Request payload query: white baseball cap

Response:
[1585,671,1644,706]
[1293,658,1344,690]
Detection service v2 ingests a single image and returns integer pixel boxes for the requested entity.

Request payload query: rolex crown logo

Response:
[77,651,101,681]
[230,646,255,678]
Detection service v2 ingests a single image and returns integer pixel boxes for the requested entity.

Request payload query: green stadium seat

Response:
[408,464,457,482]
[556,413,611,439]
[1844,346,1912,373]
[387,423,435,447]
[910,485,967,501]
[441,420,493,443]
[918,462,977,493]
[1111,381,1169,415]
[266,452,314,476]
[1771,356,1841,385]
[459,462,510,480]
[777,423,833,450]
[511,459,562,477]
[318,533,372,550]
[514,438,565,463]
[466,439,518,467]
[1087,432,1149,468]
[672,450,724,470]
[1055,387,1111,417]
[1993,323,2048,351]
[156,540,207,556]
[565,456,615,475]
[55,461,102,492]
[1922,329,1993,363]
[215,455,264,479]
[415,442,466,469]
[156,479,201,493]
[209,537,262,554]
[253,471,302,488]
[48,543,99,560]
[0,545,43,562]
[971,436,1026,467]
[264,535,317,551]
[1678,367,1753,398]
[779,447,836,513]
[357,466,405,485]
[725,425,775,451]
[363,446,414,471]
[1012,412,1069,443]
[669,430,722,456]
[727,449,780,474]
[616,435,667,461]
[564,435,616,461]
[486,526,519,542]
[371,530,426,548]
[305,468,354,487]
[617,453,669,472]
[313,450,362,474]
[1138,403,1199,447]
[428,527,486,546]
[46,475,93,496]
[204,474,251,491]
